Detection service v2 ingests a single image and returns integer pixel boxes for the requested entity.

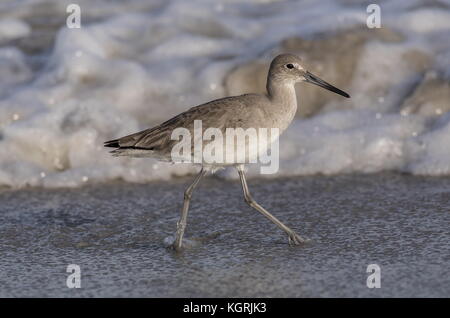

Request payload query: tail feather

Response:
[104,139,120,148]
[104,137,155,153]
[109,148,157,158]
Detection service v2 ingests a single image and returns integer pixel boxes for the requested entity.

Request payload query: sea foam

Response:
[0,0,450,188]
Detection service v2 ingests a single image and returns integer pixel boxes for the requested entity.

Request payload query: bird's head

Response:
[268,53,350,98]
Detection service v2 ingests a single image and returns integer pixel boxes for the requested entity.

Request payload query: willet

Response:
[105,54,350,251]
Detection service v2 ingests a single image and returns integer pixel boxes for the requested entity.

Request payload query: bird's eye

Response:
[286,63,294,69]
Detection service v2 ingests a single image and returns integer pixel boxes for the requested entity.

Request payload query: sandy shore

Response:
[0,173,448,297]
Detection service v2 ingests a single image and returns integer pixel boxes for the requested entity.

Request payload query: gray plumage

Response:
[104,54,350,251]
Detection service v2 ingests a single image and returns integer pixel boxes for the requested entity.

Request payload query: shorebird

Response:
[105,54,350,251]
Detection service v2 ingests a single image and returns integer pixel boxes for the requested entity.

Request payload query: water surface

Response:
[0,173,448,297]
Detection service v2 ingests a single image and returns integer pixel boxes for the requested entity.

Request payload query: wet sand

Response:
[0,173,448,297]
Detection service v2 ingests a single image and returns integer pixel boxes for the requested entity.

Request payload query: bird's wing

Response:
[104,95,259,151]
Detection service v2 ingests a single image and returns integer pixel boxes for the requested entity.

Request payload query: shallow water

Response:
[0,173,448,297]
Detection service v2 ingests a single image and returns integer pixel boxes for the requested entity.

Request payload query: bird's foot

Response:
[287,231,309,246]
[170,241,183,252]
[165,235,201,252]
[163,234,184,252]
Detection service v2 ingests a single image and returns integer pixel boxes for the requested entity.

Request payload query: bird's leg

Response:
[236,165,307,245]
[171,167,207,251]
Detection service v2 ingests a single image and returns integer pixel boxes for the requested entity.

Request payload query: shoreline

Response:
[0,173,449,297]
[2,170,450,192]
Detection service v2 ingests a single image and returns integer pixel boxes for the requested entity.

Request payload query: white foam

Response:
[391,8,450,34]
[0,18,30,42]
[0,0,450,188]
[0,47,33,96]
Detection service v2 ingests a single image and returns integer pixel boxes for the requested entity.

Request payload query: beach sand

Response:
[0,173,448,297]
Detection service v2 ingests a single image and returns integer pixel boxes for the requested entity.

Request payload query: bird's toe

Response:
[288,232,309,246]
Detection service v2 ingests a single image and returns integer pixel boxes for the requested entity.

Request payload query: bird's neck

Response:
[266,80,298,113]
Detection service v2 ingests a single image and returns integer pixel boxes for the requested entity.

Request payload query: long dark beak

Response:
[304,71,350,98]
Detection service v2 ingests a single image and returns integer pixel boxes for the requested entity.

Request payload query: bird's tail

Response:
[104,139,120,148]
